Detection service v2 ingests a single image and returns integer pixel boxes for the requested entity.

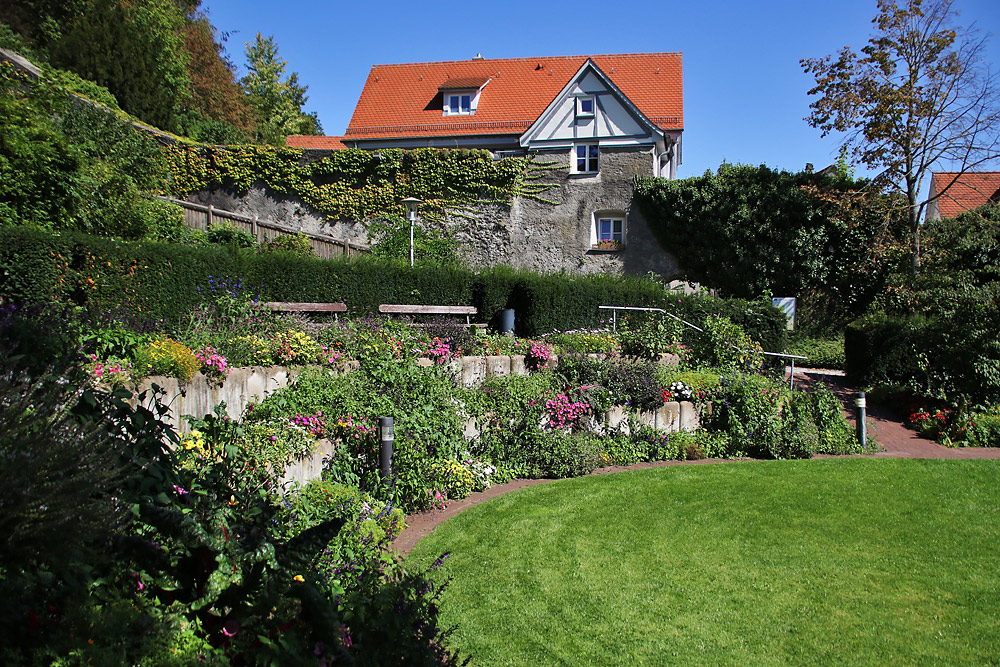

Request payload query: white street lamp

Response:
[402,197,423,267]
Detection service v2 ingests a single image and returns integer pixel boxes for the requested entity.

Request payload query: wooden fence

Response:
[154,196,369,260]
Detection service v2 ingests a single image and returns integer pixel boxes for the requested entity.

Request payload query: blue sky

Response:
[203,0,999,180]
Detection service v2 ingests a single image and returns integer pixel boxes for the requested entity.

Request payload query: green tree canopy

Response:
[634,163,905,328]
[239,33,322,145]
[47,0,191,131]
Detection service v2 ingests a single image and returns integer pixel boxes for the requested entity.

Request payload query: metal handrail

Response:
[598,305,807,388]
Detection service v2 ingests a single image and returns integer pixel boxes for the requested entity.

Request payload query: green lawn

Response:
[407,459,1000,666]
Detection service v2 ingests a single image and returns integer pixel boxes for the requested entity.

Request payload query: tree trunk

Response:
[908,190,921,277]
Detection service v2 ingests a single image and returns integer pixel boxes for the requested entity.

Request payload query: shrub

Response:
[557,354,604,386]
[601,359,664,412]
[599,430,657,465]
[705,372,790,458]
[618,314,683,358]
[206,221,257,248]
[259,232,315,257]
[675,295,787,359]
[694,316,764,371]
[967,407,1000,447]
[135,337,199,380]
[846,286,1000,404]
[786,332,845,370]
[518,429,603,479]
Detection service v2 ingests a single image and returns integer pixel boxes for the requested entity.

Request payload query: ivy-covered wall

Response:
[163,144,682,278]
[163,145,555,221]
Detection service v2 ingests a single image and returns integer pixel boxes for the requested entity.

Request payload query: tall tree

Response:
[801,0,1000,273]
[239,33,322,145]
[48,0,191,131]
[181,16,251,135]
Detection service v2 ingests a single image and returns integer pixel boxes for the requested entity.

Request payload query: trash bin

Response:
[500,309,515,336]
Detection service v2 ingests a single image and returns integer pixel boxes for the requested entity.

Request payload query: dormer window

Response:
[440,77,489,117]
[576,96,595,118]
[444,92,473,115]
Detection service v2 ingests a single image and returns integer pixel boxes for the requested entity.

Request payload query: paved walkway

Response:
[392,370,1000,556]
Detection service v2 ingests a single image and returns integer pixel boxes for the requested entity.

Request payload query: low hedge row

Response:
[0,227,786,347]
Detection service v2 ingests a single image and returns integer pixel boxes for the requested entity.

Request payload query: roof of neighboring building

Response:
[286,135,348,149]
[342,53,683,141]
[930,171,1000,219]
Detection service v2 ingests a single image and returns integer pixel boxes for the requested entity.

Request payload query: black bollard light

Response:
[855,391,867,447]
[378,416,394,487]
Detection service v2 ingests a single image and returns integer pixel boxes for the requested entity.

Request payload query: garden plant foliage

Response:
[634,163,905,329]
[0,310,468,665]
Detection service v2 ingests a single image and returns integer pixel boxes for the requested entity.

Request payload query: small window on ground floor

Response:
[593,214,625,249]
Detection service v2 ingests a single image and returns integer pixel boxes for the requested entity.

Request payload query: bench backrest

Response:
[263,302,347,313]
[378,304,477,315]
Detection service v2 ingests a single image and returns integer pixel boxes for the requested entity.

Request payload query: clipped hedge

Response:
[0,228,787,346]
[846,287,1000,403]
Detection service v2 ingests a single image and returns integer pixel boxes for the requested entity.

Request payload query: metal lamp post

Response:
[402,197,423,267]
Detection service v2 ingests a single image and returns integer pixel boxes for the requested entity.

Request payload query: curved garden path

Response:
[392,369,1000,556]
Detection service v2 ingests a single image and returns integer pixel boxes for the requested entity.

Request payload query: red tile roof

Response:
[344,53,683,140]
[931,172,1000,219]
[285,135,348,149]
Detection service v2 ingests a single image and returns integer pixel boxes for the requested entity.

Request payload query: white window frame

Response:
[596,216,625,245]
[443,91,474,116]
[576,95,595,118]
[574,143,599,174]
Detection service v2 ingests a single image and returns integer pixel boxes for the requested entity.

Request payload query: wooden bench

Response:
[378,304,486,328]
[262,302,347,320]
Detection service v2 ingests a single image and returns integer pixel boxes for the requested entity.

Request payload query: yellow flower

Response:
[293,575,305,582]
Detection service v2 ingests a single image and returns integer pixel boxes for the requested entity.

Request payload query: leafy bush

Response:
[601,359,664,412]
[694,316,764,371]
[517,429,604,478]
[786,332,845,370]
[205,221,257,248]
[634,163,902,328]
[846,286,1000,404]
[599,430,657,465]
[967,407,1000,448]
[259,232,314,257]
[618,314,683,358]
[705,372,866,459]
[557,354,605,386]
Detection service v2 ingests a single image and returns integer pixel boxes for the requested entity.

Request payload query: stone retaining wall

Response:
[138,353,683,432]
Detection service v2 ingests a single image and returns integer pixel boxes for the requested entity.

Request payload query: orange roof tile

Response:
[286,135,348,149]
[344,53,682,140]
[931,172,1000,219]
